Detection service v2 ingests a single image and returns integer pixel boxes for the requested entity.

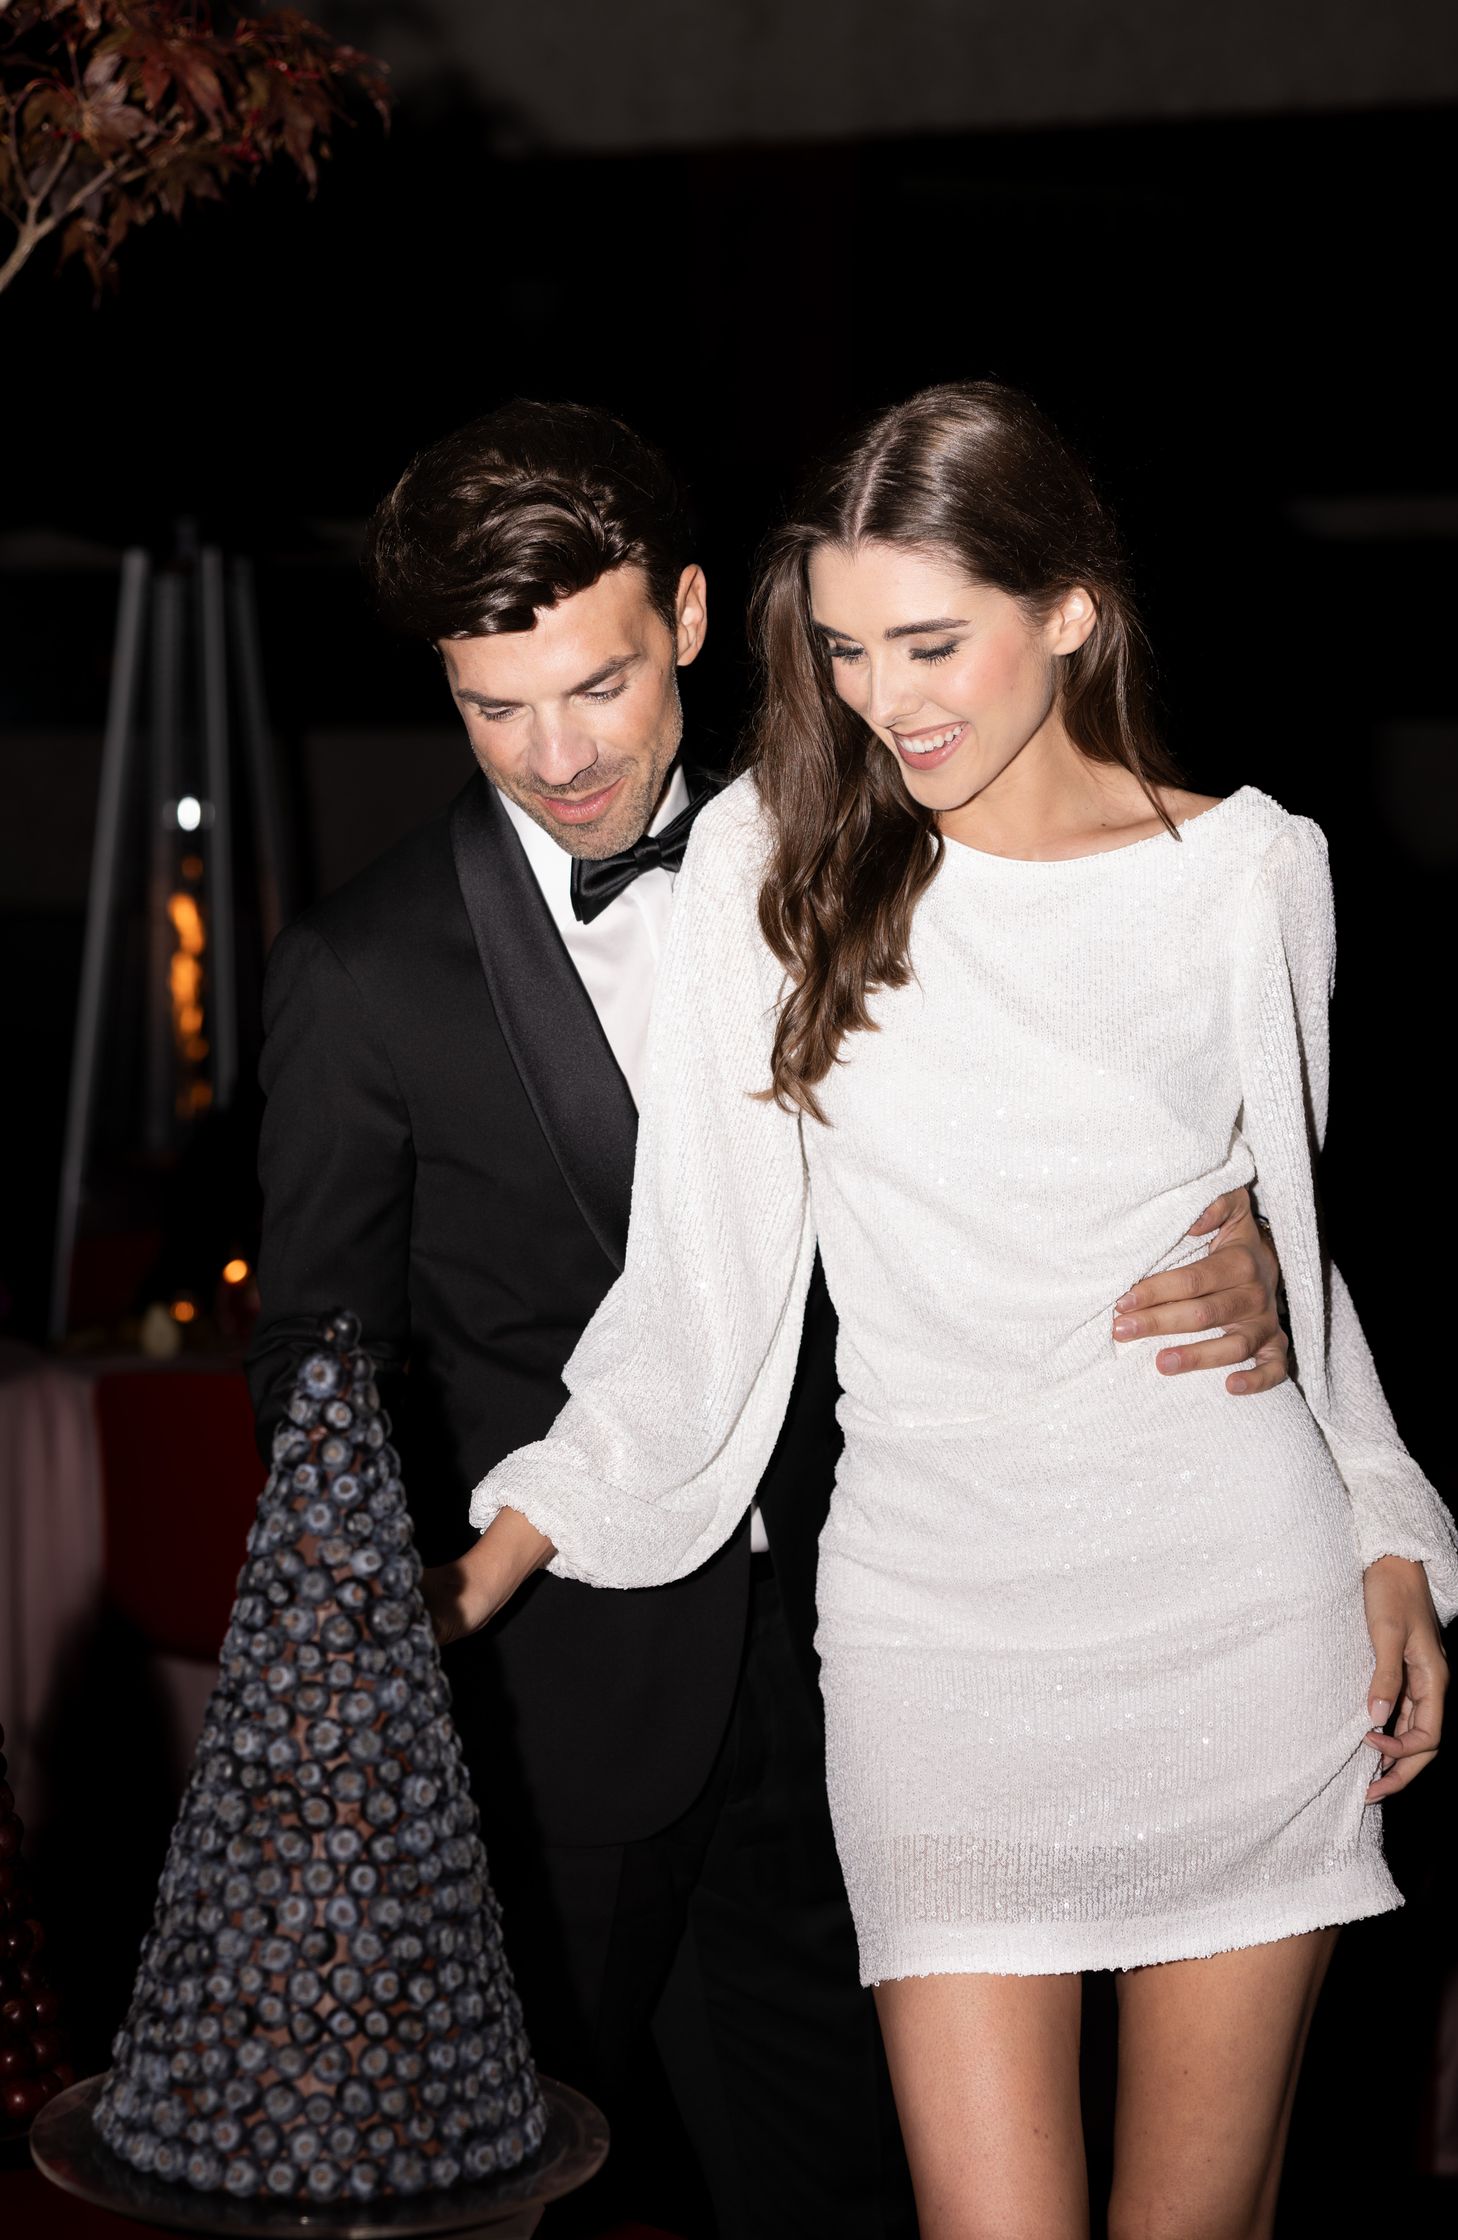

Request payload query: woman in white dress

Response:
[425,385,1455,2238]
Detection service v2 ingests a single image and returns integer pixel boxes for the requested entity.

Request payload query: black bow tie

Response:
[569,790,708,925]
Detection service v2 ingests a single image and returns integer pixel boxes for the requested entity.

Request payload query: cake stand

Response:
[29,2073,608,2240]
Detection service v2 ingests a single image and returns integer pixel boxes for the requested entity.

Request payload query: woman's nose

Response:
[867,662,921,732]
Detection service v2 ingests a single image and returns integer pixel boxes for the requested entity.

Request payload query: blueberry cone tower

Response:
[93,1311,547,2204]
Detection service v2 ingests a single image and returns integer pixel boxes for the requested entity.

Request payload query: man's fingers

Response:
[1115,1246,1260,1316]
[1225,1332,1290,1395]
[1114,1284,1268,1341]
[1187,1186,1250,1237]
[1150,1331,1261,1376]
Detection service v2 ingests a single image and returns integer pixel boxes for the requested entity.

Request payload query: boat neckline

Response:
[939,786,1250,868]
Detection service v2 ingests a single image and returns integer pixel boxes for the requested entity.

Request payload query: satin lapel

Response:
[449,776,637,1274]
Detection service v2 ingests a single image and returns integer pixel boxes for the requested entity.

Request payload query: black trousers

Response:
[476,1558,915,2240]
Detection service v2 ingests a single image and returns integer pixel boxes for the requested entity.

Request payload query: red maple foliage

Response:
[0,1,389,296]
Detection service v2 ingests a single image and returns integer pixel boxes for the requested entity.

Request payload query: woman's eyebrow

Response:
[884,617,967,639]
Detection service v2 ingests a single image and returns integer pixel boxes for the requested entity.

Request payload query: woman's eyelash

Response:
[826,640,962,666]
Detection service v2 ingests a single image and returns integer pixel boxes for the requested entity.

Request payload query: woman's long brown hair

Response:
[743,381,1182,1122]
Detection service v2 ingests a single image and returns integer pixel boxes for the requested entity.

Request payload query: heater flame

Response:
[167,891,212,1114]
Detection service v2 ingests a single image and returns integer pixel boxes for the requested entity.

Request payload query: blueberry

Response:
[304,1502,335,1535]
[223,2158,261,2196]
[300,1352,342,1396]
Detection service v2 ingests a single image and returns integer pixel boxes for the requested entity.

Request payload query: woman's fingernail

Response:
[1370,1698,1394,1725]
[1115,1291,1137,1310]
[1113,1316,1139,1338]
[1156,1349,1182,1373]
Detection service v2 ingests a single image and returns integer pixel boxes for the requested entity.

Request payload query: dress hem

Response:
[858,1865,1402,1987]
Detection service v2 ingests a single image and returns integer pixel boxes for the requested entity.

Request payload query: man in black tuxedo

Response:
[248,401,1288,2237]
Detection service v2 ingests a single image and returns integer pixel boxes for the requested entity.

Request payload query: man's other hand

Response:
[1111,1185,1288,1396]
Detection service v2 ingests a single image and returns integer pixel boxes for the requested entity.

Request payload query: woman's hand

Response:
[1111,1184,1288,1395]
[1362,1555,1447,1801]
[420,1508,557,1650]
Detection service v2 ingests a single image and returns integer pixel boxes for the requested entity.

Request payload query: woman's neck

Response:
[938,721,1170,862]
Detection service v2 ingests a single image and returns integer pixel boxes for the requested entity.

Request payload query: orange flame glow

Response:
[166,891,211,1116]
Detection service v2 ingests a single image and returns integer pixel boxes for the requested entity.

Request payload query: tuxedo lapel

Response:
[450,775,637,1274]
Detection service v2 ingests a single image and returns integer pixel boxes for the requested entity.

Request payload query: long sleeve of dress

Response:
[467,784,818,1587]
[1234,817,1458,1621]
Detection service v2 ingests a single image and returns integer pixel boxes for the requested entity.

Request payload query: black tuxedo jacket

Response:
[247,769,841,1849]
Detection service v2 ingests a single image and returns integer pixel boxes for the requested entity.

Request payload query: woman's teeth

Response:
[896,723,964,756]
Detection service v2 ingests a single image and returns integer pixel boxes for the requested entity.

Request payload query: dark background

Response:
[1,11,1454,2228]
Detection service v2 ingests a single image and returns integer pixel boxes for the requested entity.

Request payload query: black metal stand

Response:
[49,541,293,1338]
[30,2072,609,2239]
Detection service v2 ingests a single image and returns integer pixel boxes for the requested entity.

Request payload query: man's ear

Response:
[675,564,708,668]
[1047,585,1098,657]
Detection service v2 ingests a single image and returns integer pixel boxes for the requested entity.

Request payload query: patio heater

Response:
[49,538,292,1339]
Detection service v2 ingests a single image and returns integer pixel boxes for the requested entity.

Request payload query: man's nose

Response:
[530,716,600,788]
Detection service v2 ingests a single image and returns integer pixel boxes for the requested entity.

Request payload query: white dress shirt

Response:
[499,769,771,1557]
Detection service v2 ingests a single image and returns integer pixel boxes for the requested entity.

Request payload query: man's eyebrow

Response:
[452,652,638,711]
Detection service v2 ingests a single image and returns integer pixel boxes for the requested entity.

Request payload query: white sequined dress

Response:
[471,780,1458,1981]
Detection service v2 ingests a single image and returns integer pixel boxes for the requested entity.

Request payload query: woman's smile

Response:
[890,719,967,767]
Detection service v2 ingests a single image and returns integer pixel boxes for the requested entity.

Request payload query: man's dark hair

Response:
[365,399,694,641]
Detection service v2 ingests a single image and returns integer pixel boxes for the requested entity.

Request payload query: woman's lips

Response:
[538,776,626,825]
[892,722,966,771]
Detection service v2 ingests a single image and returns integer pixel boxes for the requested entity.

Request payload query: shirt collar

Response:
[498,762,692,924]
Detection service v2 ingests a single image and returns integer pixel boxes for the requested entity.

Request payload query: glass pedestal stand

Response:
[30,2074,608,2240]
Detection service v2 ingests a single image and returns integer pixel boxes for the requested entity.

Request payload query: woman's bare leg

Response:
[873,1971,1087,2240]
[1108,1927,1338,2240]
